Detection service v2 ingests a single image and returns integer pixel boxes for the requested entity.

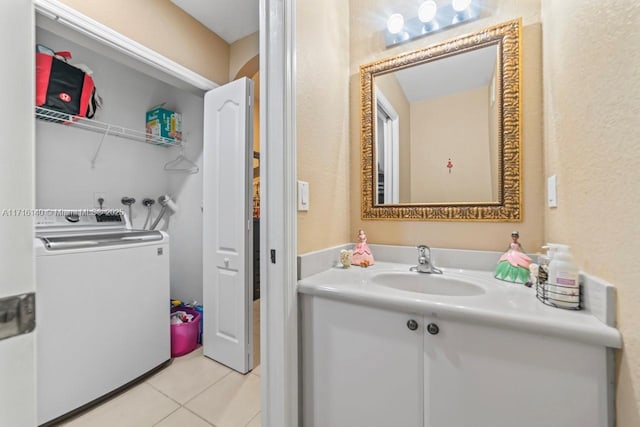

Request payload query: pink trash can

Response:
[170,307,201,357]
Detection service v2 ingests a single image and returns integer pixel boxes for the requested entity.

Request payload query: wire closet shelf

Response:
[35,106,183,147]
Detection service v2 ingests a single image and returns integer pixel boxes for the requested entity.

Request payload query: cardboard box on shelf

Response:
[145,106,182,143]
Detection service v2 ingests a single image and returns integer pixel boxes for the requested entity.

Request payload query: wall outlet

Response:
[94,192,107,209]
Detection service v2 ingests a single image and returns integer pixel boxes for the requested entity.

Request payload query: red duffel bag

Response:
[35,44,100,119]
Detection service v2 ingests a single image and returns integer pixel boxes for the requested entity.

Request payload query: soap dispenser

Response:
[544,244,580,309]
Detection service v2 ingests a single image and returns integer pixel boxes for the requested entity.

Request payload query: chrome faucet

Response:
[410,245,443,274]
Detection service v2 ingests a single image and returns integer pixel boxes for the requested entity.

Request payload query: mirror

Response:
[360,19,522,221]
[374,44,499,204]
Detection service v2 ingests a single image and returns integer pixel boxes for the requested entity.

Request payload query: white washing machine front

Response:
[35,210,171,425]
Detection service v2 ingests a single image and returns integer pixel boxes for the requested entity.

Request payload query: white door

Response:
[203,77,254,373]
[0,0,37,426]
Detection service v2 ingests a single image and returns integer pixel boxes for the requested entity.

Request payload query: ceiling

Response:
[171,0,259,44]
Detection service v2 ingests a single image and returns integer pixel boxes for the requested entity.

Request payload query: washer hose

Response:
[150,195,178,230]
[142,198,156,230]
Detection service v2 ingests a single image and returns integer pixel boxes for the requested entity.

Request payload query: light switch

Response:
[297,181,309,211]
[547,175,557,208]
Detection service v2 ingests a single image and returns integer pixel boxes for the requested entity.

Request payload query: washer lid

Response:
[37,230,164,250]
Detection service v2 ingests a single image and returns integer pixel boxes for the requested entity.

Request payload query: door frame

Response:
[375,87,400,204]
[260,0,298,425]
[0,1,37,425]
[34,1,298,426]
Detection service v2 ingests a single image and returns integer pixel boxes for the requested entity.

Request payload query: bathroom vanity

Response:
[298,15,621,427]
[299,261,620,427]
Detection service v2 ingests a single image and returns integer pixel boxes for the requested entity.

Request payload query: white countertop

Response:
[297,261,622,349]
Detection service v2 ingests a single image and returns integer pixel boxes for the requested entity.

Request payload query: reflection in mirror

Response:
[360,19,522,221]
[375,44,499,204]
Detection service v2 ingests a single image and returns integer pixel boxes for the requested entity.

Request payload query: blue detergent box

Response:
[145,106,182,143]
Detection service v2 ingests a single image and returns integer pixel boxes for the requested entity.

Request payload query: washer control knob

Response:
[65,213,80,223]
[427,323,439,335]
[406,319,418,331]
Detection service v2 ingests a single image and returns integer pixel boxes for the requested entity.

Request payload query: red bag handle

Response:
[54,51,72,60]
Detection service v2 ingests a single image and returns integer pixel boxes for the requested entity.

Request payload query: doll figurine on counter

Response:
[352,229,374,267]
[494,231,532,284]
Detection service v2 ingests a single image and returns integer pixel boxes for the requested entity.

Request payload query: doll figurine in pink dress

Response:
[352,229,374,266]
[494,231,532,284]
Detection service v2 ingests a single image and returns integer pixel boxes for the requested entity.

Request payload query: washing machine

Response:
[35,209,170,426]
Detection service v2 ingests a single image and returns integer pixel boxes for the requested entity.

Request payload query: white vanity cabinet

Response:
[301,295,611,427]
[423,316,609,427]
[301,295,423,427]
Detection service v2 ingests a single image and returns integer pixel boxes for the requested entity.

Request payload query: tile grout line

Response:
[183,405,217,426]
[181,370,235,407]
[145,354,236,408]
[182,370,261,426]
[145,379,184,406]
[64,353,257,427]
[60,381,162,426]
[151,405,182,426]
[244,410,261,427]
[141,373,221,427]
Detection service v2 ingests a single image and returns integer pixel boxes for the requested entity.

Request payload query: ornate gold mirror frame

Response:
[360,19,522,221]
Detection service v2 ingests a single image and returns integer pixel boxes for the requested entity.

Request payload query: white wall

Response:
[35,28,205,303]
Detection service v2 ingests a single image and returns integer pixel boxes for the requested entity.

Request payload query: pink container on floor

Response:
[170,307,201,357]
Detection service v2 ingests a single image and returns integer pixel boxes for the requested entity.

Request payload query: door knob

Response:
[406,319,418,331]
[426,323,439,335]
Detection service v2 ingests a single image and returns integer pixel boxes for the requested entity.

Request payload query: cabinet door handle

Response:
[426,323,439,335]
[406,319,418,331]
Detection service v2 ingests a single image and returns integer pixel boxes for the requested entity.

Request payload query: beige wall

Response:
[296,0,351,253]
[541,0,640,424]
[58,0,230,84]
[374,74,411,201]
[230,32,259,81]
[348,0,544,252]
[409,87,493,203]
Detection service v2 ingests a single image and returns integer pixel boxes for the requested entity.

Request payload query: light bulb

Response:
[452,0,472,12]
[418,1,438,23]
[386,13,405,35]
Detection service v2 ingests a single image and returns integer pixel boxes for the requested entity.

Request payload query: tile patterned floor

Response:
[57,301,262,427]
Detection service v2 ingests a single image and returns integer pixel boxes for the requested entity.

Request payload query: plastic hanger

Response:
[164,147,199,174]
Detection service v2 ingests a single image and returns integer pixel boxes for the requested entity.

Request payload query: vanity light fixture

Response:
[386,13,405,34]
[418,1,439,32]
[386,13,410,43]
[384,0,484,48]
[452,0,473,23]
[452,0,472,12]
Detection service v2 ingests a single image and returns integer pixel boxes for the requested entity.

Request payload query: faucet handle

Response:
[417,245,430,255]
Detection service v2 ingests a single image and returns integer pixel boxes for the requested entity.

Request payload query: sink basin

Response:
[370,272,485,296]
